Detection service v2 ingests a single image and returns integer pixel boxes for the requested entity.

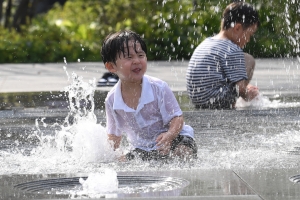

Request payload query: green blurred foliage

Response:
[0,0,299,63]
[243,0,299,58]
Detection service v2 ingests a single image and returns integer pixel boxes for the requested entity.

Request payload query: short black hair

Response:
[221,1,260,30]
[101,30,147,64]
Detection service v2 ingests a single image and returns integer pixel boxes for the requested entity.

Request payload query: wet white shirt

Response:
[105,75,194,151]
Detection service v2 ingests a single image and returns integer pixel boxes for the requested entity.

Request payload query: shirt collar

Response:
[113,75,154,111]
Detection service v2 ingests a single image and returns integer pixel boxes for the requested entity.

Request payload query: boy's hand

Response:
[156,132,174,155]
[246,84,259,101]
[117,155,127,162]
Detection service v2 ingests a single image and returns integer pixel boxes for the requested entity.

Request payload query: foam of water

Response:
[32,71,117,164]
[71,120,116,163]
[78,168,118,197]
[0,69,118,175]
[22,70,120,192]
[235,93,300,108]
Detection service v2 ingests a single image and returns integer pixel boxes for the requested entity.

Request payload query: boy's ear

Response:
[105,62,117,73]
[233,23,243,32]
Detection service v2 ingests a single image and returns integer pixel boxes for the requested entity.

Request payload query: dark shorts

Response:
[125,135,197,161]
[195,84,238,109]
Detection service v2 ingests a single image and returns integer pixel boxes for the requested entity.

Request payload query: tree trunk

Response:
[28,0,42,23]
[0,0,3,24]
[4,0,12,28]
[12,0,30,32]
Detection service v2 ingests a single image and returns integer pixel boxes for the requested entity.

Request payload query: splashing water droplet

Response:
[177,37,181,45]
[34,71,116,163]
[79,169,118,194]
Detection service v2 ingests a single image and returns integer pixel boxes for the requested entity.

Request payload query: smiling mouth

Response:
[132,68,141,73]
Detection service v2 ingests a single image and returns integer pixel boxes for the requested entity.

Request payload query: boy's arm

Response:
[167,115,184,139]
[108,134,122,150]
[156,116,184,155]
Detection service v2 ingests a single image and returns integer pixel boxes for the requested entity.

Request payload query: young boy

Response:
[186,1,260,109]
[101,30,197,161]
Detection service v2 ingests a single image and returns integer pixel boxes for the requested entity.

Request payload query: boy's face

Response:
[109,40,147,83]
[235,23,258,48]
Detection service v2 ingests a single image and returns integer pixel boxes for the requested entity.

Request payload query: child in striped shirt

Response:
[187,1,260,109]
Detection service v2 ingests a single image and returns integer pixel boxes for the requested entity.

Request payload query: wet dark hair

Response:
[221,1,260,30]
[101,30,147,64]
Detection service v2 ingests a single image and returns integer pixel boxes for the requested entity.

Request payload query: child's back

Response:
[187,1,260,109]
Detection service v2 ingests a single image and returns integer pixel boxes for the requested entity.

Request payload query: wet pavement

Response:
[1,58,300,200]
[0,58,299,94]
[0,169,261,200]
[1,106,300,199]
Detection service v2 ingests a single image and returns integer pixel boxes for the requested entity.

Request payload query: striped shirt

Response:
[186,37,248,106]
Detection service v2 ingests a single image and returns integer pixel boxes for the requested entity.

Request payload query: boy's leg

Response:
[244,53,256,82]
[125,136,197,161]
[125,148,168,161]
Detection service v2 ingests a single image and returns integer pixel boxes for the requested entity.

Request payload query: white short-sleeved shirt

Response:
[105,75,194,151]
[186,37,248,106]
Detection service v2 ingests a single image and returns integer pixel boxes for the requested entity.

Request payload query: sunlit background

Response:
[0,0,299,63]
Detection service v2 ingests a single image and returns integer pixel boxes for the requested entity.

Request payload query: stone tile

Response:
[234,168,300,200]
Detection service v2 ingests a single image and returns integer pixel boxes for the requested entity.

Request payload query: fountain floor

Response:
[1,59,300,199]
[1,107,300,199]
[1,169,260,199]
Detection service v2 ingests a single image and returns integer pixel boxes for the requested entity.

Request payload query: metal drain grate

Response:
[289,174,300,183]
[15,175,189,194]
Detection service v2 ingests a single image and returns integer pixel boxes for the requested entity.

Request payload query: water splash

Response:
[79,169,118,195]
[2,64,300,176]
[285,1,300,59]
[33,71,116,164]
[235,93,300,109]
